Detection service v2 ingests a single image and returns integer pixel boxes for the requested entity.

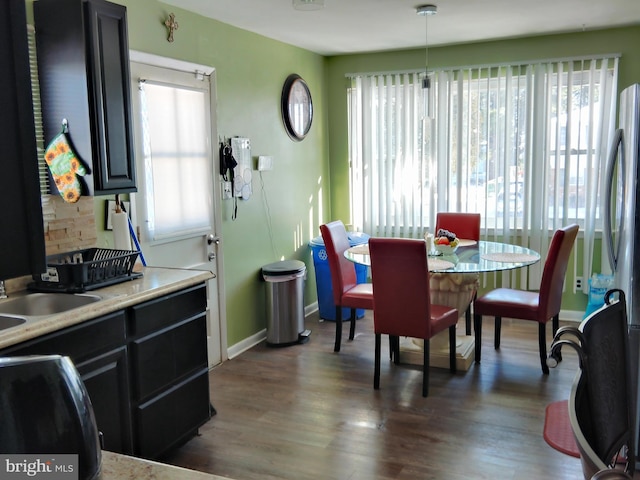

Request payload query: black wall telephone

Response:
[219,139,239,219]
[219,140,237,181]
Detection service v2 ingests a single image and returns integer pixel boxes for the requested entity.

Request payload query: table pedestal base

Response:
[398,333,475,371]
[398,271,479,371]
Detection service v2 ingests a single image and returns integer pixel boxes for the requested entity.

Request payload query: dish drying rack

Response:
[30,248,142,293]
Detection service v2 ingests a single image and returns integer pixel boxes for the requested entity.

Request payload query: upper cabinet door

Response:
[0,0,46,278]
[35,0,137,196]
[84,0,136,193]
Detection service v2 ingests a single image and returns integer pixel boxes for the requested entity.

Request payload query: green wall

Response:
[120,0,329,346]
[326,26,640,314]
[25,0,640,344]
[26,0,329,347]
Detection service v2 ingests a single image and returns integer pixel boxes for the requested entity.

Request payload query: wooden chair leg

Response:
[334,306,343,352]
[494,316,502,349]
[374,333,381,390]
[474,313,482,363]
[539,322,550,374]
[449,325,457,373]
[423,338,430,397]
[348,308,357,340]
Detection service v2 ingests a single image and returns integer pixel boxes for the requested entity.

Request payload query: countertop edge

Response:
[0,267,215,350]
[102,451,232,480]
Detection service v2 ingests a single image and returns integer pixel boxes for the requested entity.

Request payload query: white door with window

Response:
[129,52,226,367]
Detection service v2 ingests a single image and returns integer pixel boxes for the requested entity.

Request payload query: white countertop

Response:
[0,266,214,350]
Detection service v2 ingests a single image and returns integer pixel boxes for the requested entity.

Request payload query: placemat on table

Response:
[347,244,369,255]
[428,258,455,270]
[457,239,477,247]
[481,252,538,263]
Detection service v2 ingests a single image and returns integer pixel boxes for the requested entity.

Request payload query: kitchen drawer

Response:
[130,315,208,401]
[129,284,206,337]
[1,310,126,362]
[135,369,211,458]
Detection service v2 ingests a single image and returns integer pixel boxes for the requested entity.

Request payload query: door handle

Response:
[207,235,220,245]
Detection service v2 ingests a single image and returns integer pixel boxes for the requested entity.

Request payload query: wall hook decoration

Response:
[164,13,179,42]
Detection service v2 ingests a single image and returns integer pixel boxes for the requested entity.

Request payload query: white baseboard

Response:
[560,309,585,323]
[227,329,266,359]
[224,304,583,360]
[226,302,319,359]
[305,301,318,317]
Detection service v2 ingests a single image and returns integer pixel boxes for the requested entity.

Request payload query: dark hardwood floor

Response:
[162,312,590,480]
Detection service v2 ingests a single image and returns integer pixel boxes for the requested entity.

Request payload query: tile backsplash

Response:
[42,195,97,254]
[6,195,98,293]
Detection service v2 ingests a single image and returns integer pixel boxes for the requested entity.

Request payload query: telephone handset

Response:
[219,140,239,220]
[219,141,237,181]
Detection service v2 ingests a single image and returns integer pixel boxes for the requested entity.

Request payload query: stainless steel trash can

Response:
[262,260,311,347]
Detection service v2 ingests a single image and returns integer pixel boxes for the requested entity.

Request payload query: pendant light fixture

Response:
[293,0,325,11]
[416,4,437,89]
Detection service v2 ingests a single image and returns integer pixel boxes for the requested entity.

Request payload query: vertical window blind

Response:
[347,55,619,290]
[27,24,49,194]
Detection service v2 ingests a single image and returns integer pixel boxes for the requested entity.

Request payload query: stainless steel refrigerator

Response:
[604,82,640,468]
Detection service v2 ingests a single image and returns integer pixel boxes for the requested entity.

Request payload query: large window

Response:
[348,56,618,286]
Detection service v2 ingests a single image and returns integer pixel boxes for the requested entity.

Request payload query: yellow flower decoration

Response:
[64,187,80,203]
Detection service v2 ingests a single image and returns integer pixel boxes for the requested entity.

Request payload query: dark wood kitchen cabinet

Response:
[34,0,137,195]
[129,284,211,459]
[0,0,46,279]
[0,283,211,459]
[0,310,134,454]
[75,346,133,454]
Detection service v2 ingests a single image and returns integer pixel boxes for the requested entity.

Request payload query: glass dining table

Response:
[344,239,541,371]
[344,239,541,273]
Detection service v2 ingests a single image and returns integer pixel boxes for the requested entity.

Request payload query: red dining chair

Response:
[320,221,374,352]
[435,212,481,335]
[368,237,458,397]
[435,212,481,243]
[473,224,579,374]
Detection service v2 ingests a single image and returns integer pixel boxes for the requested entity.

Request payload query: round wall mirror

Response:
[281,74,313,141]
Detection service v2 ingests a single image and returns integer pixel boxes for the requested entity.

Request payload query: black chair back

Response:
[549,289,635,477]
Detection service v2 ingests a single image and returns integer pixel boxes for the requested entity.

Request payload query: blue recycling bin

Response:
[309,232,370,321]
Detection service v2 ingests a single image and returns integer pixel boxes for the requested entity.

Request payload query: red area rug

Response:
[543,400,580,458]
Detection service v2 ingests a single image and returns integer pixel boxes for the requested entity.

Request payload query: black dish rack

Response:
[30,248,142,293]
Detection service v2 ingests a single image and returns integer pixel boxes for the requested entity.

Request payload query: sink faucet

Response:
[0,281,6,299]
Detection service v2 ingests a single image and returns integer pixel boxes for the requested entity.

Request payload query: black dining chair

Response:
[548,289,635,479]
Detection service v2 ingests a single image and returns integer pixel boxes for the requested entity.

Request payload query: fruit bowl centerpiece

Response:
[434,229,460,254]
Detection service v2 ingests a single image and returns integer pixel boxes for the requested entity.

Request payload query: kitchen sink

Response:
[0,293,101,318]
[0,316,27,331]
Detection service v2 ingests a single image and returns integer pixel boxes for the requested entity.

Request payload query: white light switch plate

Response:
[258,155,273,171]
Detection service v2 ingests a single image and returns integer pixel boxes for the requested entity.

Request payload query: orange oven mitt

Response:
[44,124,87,203]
